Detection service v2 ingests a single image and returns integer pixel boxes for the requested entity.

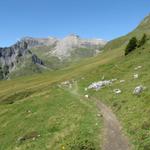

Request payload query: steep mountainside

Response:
[0,40,45,79]
[0,35,106,79]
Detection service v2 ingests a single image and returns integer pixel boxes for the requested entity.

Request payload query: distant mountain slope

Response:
[0,35,106,79]
[0,40,45,79]
[51,34,106,59]
[104,14,150,51]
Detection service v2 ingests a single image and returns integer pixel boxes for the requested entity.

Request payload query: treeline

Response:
[125,34,147,55]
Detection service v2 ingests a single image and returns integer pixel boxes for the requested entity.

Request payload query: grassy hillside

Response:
[104,14,150,51]
[0,41,122,150]
[0,15,150,149]
[78,40,150,149]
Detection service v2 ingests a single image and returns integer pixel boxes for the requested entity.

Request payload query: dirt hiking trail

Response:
[96,99,130,150]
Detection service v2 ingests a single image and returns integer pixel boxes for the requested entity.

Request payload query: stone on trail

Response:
[97,113,102,117]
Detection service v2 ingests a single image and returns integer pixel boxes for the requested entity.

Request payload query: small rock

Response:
[133,85,146,95]
[27,110,31,113]
[17,136,24,142]
[97,113,102,117]
[133,74,139,79]
[113,89,121,94]
[32,137,36,141]
[120,80,125,83]
[101,75,105,80]
[17,131,39,143]
[69,84,72,89]
[134,66,142,70]
[84,88,88,91]
[84,95,89,98]
[111,79,117,82]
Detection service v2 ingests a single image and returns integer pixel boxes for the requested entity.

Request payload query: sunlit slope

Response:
[77,38,150,149]
[0,45,121,150]
[0,15,150,150]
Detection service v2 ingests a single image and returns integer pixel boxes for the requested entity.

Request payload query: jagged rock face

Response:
[14,35,107,59]
[20,37,58,48]
[0,35,107,79]
[32,54,44,65]
[0,40,45,78]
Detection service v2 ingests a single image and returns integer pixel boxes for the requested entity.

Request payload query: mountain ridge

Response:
[0,35,107,79]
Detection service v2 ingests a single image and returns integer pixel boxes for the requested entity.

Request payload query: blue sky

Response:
[0,0,150,47]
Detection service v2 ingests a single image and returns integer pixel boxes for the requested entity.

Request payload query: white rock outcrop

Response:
[87,80,112,91]
[52,34,107,59]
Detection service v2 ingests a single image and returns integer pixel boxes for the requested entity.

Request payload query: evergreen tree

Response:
[125,37,137,55]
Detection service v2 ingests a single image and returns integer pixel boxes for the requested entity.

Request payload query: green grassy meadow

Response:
[0,16,150,149]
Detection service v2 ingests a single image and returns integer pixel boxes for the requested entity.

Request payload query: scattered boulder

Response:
[133,85,146,95]
[133,74,139,79]
[84,88,88,91]
[134,66,142,70]
[97,113,102,117]
[59,80,73,88]
[120,80,125,83]
[111,79,117,82]
[61,80,70,85]
[84,95,89,98]
[27,110,31,113]
[87,80,112,91]
[113,89,122,94]
[17,131,39,143]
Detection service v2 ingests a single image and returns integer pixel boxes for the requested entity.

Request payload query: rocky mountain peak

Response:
[51,35,107,58]
[0,34,107,78]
